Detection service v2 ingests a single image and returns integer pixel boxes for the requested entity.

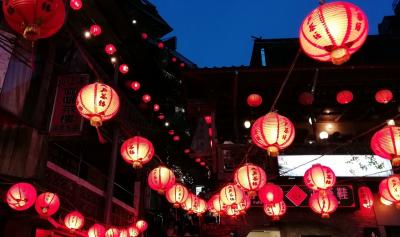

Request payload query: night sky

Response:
[150,0,395,67]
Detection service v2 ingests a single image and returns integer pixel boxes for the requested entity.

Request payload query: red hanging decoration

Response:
[154,104,160,112]
[209,194,226,216]
[304,164,336,192]
[3,0,65,41]
[299,1,368,65]
[358,186,374,209]
[165,183,189,208]
[135,220,148,232]
[6,182,37,211]
[69,0,82,10]
[234,163,267,198]
[193,197,207,216]
[168,130,175,135]
[105,44,117,55]
[251,112,295,157]
[225,205,241,217]
[157,42,164,49]
[88,224,106,237]
[298,92,314,106]
[127,226,140,237]
[148,166,176,194]
[204,115,212,125]
[258,183,283,205]
[200,161,206,166]
[220,184,244,207]
[131,81,141,91]
[35,192,60,217]
[119,229,129,237]
[380,196,393,206]
[371,125,400,166]
[195,158,201,163]
[336,90,353,104]
[247,94,263,107]
[119,64,129,74]
[379,175,400,208]
[309,191,338,218]
[141,32,148,40]
[105,228,119,237]
[64,211,84,231]
[142,94,151,103]
[120,136,154,168]
[90,24,102,36]
[184,148,191,154]
[173,135,180,141]
[375,89,393,104]
[264,201,287,220]
[180,62,185,68]
[158,113,165,120]
[182,193,196,214]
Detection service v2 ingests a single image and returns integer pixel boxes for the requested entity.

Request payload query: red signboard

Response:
[286,185,308,206]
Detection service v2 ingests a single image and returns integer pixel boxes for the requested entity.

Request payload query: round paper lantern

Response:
[105,44,117,55]
[154,104,160,112]
[220,184,244,207]
[309,191,338,218]
[119,64,129,74]
[336,90,353,104]
[3,0,65,41]
[127,226,140,237]
[184,148,190,154]
[105,228,119,237]
[90,24,102,36]
[204,116,212,125]
[247,94,263,107]
[379,175,400,208]
[120,136,154,168]
[264,201,287,220]
[237,194,251,214]
[210,194,226,215]
[64,211,84,231]
[173,135,180,141]
[35,192,60,217]
[180,62,185,68]
[358,186,374,209]
[88,224,106,237]
[165,183,189,208]
[131,81,141,91]
[158,113,165,120]
[142,94,151,103]
[234,163,267,198]
[251,112,295,157]
[193,197,207,216]
[157,42,164,49]
[168,130,175,135]
[200,161,206,166]
[195,158,201,163]
[304,164,336,191]
[375,89,393,104]
[6,182,37,211]
[141,32,148,40]
[182,193,196,214]
[70,0,82,10]
[258,183,283,205]
[119,229,129,237]
[136,220,148,232]
[371,126,400,166]
[298,92,314,106]
[148,166,176,194]
[299,1,368,65]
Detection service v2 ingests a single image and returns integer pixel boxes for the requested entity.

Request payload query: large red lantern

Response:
[371,126,400,166]
[90,24,102,37]
[304,164,336,192]
[193,197,207,216]
[6,182,37,211]
[220,184,244,207]
[299,1,368,65]
[88,224,106,237]
[2,0,65,41]
[336,90,353,104]
[264,201,287,220]
[105,227,119,237]
[64,211,84,231]
[182,193,196,214]
[247,94,263,107]
[136,220,148,232]
[148,166,176,194]
[309,191,338,218]
[258,183,283,205]
[120,136,154,168]
[165,183,189,208]
[127,226,140,237]
[379,175,400,208]
[298,92,314,106]
[358,186,374,209]
[35,192,60,217]
[234,163,267,198]
[375,89,393,104]
[251,112,295,157]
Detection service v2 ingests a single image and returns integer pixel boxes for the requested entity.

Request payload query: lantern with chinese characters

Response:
[251,112,295,157]
[165,183,189,208]
[309,191,338,218]
[127,226,140,237]
[142,94,151,103]
[298,92,314,106]
[358,186,374,209]
[70,0,82,10]
[299,1,368,65]
[264,201,287,220]
[375,89,393,104]
[247,94,262,107]
[371,126,400,166]
[136,220,148,232]
[76,83,120,143]
[148,166,176,194]
[182,193,196,214]
[35,192,60,217]
[379,175,400,208]
[90,24,102,36]
[131,81,141,91]
[119,64,129,74]
[2,0,65,41]
[6,182,37,211]
[258,183,283,205]
[88,224,106,237]
[304,164,336,192]
[119,229,128,237]
[105,44,117,55]
[64,211,84,231]
[336,90,353,104]
[120,136,154,168]
[220,184,244,207]
[105,227,119,237]
[234,163,267,198]
[193,197,207,216]
[210,194,226,216]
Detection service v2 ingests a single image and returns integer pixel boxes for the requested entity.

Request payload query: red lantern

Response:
[180,63,185,68]
[165,183,189,208]
[158,42,164,49]
[3,0,65,41]
[200,161,206,166]
[120,136,154,168]
[64,211,84,231]
[220,184,244,207]
[358,186,374,209]
[119,229,129,237]
[70,0,82,10]
[90,24,102,36]
[88,224,106,237]
[210,194,226,215]
[251,112,295,157]
[247,94,263,107]
[204,115,212,125]
[379,175,400,208]
[258,183,283,205]
[105,44,117,55]
[264,201,287,220]
[158,113,165,120]
[154,104,160,112]
[131,81,141,91]
[182,193,196,214]
[195,158,201,163]
[142,94,151,103]
[119,64,129,74]
[309,191,338,218]
[234,163,267,198]
[172,57,177,62]
[336,90,353,104]
[35,192,60,217]
[127,226,140,237]
[193,197,207,216]
[168,130,175,135]
[105,228,119,237]
[371,126,400,166]
[173,135,180,141]
[6,182,37,211]
[184,149,191,154]
[136,220,148,232]
[298,92,314,106]
[375,89,393,104]
[225,205,241,217]
[299,2,368,65]
[141,32,148,40]
[304,164,336,191]
[148,166,176,194]
[237,194,251,214]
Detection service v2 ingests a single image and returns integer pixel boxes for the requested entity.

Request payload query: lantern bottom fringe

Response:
[95,127,107,144]
[331,47,350,65]
[157,190,165,195]
[321,213,330,218]
[133,162,143,169]
[272,216,280,221]
[247,191,257,199]
[23,24,39,41]
[392,157,400,167]
[173,204,180,208]
[267,147,279,157]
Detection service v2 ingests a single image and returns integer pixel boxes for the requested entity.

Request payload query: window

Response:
[260,48,267,67]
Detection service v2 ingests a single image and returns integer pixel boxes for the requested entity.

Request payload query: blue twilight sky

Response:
[149,0,395,67]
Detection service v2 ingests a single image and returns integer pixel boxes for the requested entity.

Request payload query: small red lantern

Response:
[336,90,353,104]
[136,220,148,232]
[168,130,175,135]
[64,211,84,231]
[6,182,37,211]
[158,113,165,120]
[180,63,185,68]
[165,183,189,208]
[251,112,295,157]
[131,81,141,91]
[3,0,65,40]
[200,161,206,166]
[299,2,368,65]
[105,44,117,55]
[379,175,400,208]
[309,191,338,218]
[105,227,119,237]
[119,64,129,74]
[358,186,374,209]
[258,183,283,205]
[234,163,267,198]
[304,164,336,191]
[148,166,176,194]
[142,94,151,103]
[375,89,393,104]
[184,148,190,154]
[247,94,263,107]
[193,197,207,216]
[154,104,160,112]
[90,24,102,36]
[128,226,140,237]
[141,32,148,40]
[172,57,177,62]
[182,193,196,213]
[70,0,82,10]
[35,192,60,217]
[120,136,154,168]
[195,158,201,163]
[204,115,212,125]
[264,201,287,220]
[220,184,244,207]
[158,42,164,49]
[88,224,106,237]
[371,126,400,166]
[298,92,314,106]
[173,135,180,141]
